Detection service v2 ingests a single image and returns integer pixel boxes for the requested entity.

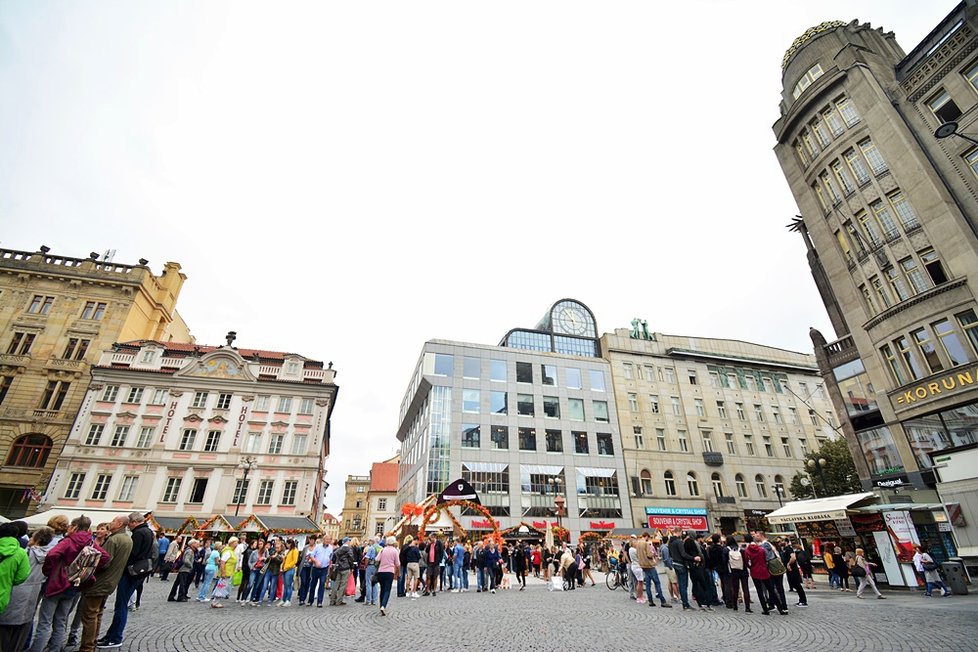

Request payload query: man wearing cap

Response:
[98,512,153,649]
[328,538,356,606]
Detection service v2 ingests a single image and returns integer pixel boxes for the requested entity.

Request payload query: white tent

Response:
[12,506,135,527]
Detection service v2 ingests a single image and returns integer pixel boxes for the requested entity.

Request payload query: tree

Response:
[788,437,863,500]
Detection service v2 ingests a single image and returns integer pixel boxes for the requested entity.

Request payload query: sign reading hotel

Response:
[895,368,977,405]
[646,507,708,531]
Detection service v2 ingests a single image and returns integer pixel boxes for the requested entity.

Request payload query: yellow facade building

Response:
[0,245,192,516]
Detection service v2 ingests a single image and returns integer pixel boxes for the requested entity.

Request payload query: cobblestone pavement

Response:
[99,573,978,652]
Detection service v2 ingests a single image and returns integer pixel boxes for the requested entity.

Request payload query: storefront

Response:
[645,507,709,534]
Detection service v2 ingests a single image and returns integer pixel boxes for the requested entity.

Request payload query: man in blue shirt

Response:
[484,542,501,594]
[156,533,170,579]
[305,536,333,607]
[451,540,466,592]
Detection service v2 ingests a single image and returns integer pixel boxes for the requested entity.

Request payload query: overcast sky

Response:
[0,1,950,516]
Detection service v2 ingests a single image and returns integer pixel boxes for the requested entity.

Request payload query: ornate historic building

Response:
[0,246,192,517]
[340,474,370,539]
[46,337,338,525]
[773,5,978,491]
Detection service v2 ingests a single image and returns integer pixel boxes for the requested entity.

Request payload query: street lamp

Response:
[235,456,258,517]
[771,484,784,507]
[807,457,829,497]
[934,121,978,146]
[551,476,565,539]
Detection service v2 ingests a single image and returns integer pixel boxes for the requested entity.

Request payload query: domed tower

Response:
[772,6,978,494]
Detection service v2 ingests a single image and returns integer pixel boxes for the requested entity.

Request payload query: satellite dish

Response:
[935,122,959,139]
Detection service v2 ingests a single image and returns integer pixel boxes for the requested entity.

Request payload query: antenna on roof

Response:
[103,249,117,262]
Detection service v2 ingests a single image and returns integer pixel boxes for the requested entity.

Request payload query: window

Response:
[192,392,209,409]
[844,148,870,186]
[161,477,182,503]
[291,434,307,455]
[958,310,978,355]
[490,391,508,415]
[490,359,507,382]
[901,257,929,294]
[39,381,70,410]
[64,472,85,499]
[774,475,787,499]
[268,433,284,454]
[734,474,747,498]
[912,327,944,373]
[735,403,746,421]
[256,480,274,505]
[859,139,888,175]
[792,63,824,99]
[140,349,155,363]
[887,267,912,302]
[5,433,53,468]
[516,362,533,383]
[687,369,698,385]
[538,364,556,386]
[28,294,55,315]
[772,407,782,425]
[461,424,480,448]
[136,426,154,448]
[753,404,764,422]
[872,199,900,239]
[110,426,129,447]
[203,430,222,452]
[788,407,798,424]
[281,481,298,506]
[664,368,675,384]
[635,365,644,380]
[920,249,949,286]
[573,431,589,454]
[967,148,978,181]
[298,398,315,415]
[276,397,293,413]
[711,472,725,498]
[694,399,705,417]
[434,353,454,376]
[714,401,726,419]
[871,277,891,309]
[80,301,107,320]
[189,478,208,503]
[701,430,713,452]
[179,429,197,451]
[518,427,537,451]
[565,367,582,389]
[677,429,689,452]
[755,475,768,498]
[543,396,560,418]
[7,332,36,355]
[831,159,854,194]
[763,436,774,457]
[933,319,969,366]
[686,472,699,496]
[809,409,819,425]
[649,395,660,414]
[491,426,509,450]
[517,394,534,416]
[928,89,962,123]
[232,479,249,504]
[640,470,653,496]
[567,398,584,421]
[546,429,563,453]
[217,393,232,410]
[888,192,919,230]
[799,438,810,455]
[837,96,860,126]
[820,171,842,204]
[794,140,808,166]
[857,210,882,246]
[0,376,11,405]
[588,370,606,392]
[628,393,639,412]
[656,428,667,451]
[595,433,614,456]
[813,182,829,211]
[118,476,138,502]
[725,432,736,455]
[664,471,677,496]
[744,375,756,391]
[744,435,755,456]
[593,400,609,423]
[883,341,909,383]
[800,129,819,157]
[377,497,388,511]
[85,424,105,446]
[781,437,792,457]
[463,357,481,379]
[633,426,644,449]
[62,338,90,361]
[254,395,270,411]
[462,389,480,413]
[709,372,719,387]
[671,397,681,416]
[811,117,831,147]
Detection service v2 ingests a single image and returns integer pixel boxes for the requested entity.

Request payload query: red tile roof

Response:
[117,340,323,367]
[322,513,340,524]
[370,462,399,493]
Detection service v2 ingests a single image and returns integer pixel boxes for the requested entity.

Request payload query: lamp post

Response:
[807,457,828,497]
[771,483,784,508]
[235,456,257,517]
[551,476,565,540]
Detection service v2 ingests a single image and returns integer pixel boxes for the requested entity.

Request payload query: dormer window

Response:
[286,361,300,375]
[792,63,824,99]
[141,349,156,363]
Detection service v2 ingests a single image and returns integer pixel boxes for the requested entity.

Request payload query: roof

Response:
[321,513,339,524]
[370,462,399,492]
[766,492,877,525]
[254,515,320,532]
[117,340,323,367]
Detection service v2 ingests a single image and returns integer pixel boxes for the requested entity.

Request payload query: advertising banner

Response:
[646,507,709,531]
[883,511,919,562]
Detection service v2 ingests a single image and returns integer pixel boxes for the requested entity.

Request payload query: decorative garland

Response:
[419,499,499,541]
[174,515,201,536]
[551,524,570,543]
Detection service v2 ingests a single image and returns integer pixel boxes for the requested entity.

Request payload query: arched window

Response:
[774,475,786,498]
[5,434,53,468]
[640,469,653,496]
[664,471,676,496]
[711,472,724,498]
[755,474,768,498]
[735,473,748,498]
[686,472,699,496]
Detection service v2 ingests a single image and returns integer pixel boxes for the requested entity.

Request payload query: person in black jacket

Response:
[683,533,712,611]
[99,512,154,648]
[667,533,695,610]
[422,534,444,596]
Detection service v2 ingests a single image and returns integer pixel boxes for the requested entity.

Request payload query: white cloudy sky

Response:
[0,1,949,515]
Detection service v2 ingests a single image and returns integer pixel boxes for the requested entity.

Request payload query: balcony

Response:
[823,334,858,367]
[47,358,84,373]
[32,409,61,421]
[702,451,724,467]
[0,353,30,368]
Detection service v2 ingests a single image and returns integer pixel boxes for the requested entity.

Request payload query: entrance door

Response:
[719,517,738,536]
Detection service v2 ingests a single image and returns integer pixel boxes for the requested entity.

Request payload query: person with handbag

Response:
[252,539,283,606]
[297,537,318,605]
[851,547,885,599]
[280,540,299,606]
[375,537,400,616]
[744,537,777,615]
[196,541,221,602]
[915,546,951,597]
[236,540,256,604]
[210,537,238,609]
[166,539,197,602]
[755,533,788,615]
[328,538,356,606]
[159,536,182,583]
[248,541,269,603]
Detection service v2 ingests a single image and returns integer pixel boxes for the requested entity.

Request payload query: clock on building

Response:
[555,304,590,335]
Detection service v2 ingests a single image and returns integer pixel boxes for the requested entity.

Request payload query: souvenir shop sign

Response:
[646,507,708,531]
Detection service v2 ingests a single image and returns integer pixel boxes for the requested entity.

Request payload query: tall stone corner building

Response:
[772,4,978,493]
[0,246,192,517]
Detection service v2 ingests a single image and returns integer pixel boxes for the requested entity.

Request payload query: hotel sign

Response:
[895,369,977,406]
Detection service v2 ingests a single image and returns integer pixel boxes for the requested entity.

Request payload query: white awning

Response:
[766,492,877,525]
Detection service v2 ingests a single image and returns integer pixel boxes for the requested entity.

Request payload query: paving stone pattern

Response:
[108,574,978,651]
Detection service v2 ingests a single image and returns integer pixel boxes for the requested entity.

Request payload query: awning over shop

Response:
[766,492,876,525]
[849,503,945,513]
[14,507,133,527]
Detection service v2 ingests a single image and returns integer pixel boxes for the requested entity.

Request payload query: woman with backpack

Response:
[724,537,751,612]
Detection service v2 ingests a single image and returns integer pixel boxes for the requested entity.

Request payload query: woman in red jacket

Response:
[743,540,775,616]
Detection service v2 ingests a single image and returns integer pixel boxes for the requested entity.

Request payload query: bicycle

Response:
[606,560,629,590]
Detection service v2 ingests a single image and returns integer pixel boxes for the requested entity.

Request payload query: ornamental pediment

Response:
[174,350,258,382]
[184,413,203,423]
[116,411,139,419]
[208,415,229,424]
[271,420,290,428]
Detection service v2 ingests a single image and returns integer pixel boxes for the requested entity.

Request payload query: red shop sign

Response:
[648,515,708,531]
[589,521,615,530]
[471,519,493,529]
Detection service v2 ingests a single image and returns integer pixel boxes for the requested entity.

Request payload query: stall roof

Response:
[850,503,945,513]
[766,492,877,525]
[12,507,134,527]
[255,515,320,533]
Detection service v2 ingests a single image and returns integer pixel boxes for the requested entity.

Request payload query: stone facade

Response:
[0,246,191,517]
[773,7,978,491]
[340,475,370,540]
[46,339,338,523]
[602,329,838,534]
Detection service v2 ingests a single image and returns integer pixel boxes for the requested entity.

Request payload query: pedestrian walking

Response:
[914,546,951,597]
[76,516,131,652]
[851,548,885,599]
[375,537,400,616]
[197,541,220,602]
[167,539,197,602]
[724,537,752,613]
[98,511,154,649]
[210,537,238,609]
[835,547,851,592]
[782,540,808,607]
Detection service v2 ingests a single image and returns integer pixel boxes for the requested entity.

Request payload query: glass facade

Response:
[506,331,551,352]
[855,426,905,476]
[425,386,452,495]
[904,400,978,468]
[832,359,878,416]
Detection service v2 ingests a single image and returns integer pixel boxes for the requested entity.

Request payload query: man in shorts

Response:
[404,537,421,598]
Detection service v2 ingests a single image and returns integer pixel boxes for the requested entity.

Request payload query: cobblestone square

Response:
[105,573,978,652]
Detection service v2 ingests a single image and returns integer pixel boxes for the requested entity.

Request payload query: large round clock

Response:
[556,305,589,335]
